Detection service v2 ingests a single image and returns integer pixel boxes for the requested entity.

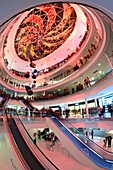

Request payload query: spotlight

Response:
[32,74,37,79]
[33,80,36,84]
[25,85,31,92]
[33,69,37,73]
[27,90,33,95]
[24,72,30,78]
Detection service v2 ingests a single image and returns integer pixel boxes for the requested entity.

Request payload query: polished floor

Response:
[0,121,22,170]
[0,115,113,170]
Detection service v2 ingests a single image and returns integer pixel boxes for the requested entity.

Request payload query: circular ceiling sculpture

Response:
[14,2,77,61]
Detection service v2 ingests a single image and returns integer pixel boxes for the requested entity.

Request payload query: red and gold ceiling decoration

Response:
[14,2,77,61]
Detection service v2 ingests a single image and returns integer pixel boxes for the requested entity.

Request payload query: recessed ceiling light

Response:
[98,63,101,66]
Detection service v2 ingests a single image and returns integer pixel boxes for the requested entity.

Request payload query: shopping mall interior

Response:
[0,0,113,169]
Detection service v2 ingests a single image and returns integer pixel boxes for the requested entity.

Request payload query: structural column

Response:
[95,98,98,108]
[85,98,89,118]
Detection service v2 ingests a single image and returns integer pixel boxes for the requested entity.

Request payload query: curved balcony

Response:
[0,14,105,92]
[29,69,113,106]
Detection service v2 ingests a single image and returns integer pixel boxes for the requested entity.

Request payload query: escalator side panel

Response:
[9,118,46,170]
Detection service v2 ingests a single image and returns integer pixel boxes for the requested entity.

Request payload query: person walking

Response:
[91,129,94,139]
[107,136,112,147]
[33,132,37,145]
[103,137,107,148]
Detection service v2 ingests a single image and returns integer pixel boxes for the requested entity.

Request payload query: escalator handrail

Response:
[66,119,113,155]
[5,115,30,170]
[50,116,113,169]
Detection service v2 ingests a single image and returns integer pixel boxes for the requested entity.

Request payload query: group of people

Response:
[97,105,105,117]
[103,136,112,148]
[45,132,56,151]
[85,130,113,149]
[76,77,91,92]
[33,129,113,153]
[33,129,57,151]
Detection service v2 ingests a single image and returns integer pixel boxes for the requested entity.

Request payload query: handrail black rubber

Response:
[8,117,47,170]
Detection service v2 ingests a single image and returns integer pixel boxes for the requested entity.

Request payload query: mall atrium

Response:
[0,0,113,170]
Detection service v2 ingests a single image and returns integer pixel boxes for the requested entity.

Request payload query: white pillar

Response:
[103,97,111,118]
[64,104,68,109]
[80,106,82,115]
[95,98,98,108]
[44,105,49,109]
[87,128,90,138]
[98,98,103,108]
[85,98,89,118]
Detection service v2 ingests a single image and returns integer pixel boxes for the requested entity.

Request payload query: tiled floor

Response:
[33,138,94,170]
[0,121,22,170]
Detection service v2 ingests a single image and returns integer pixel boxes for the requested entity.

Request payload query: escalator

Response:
[8,117,46,170]
[46,117,113,170]
[64,119,113,161]
[19,97,33,110]
[0,96,9,107]
[7,116,59,170]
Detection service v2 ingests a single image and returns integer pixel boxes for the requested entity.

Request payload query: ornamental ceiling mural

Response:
[14,2,77,61]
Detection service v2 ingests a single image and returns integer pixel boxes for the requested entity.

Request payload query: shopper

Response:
[107,136,112,147]
[33,132,37,145]
[103,137,107,148]
[91,129,94,139]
